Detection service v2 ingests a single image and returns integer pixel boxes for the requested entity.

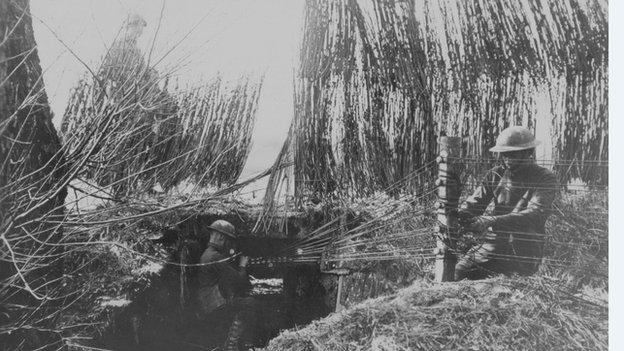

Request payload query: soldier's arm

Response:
[214,261,247,281]
[215,260,251,297]
[459,168,500,217]
[490,170,557,230]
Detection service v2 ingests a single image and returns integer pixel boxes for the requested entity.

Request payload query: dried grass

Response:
[263,276,607,351]
[262,190,607,351]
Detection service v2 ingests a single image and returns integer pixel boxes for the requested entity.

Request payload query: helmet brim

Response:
[489,140,540,153]
[208,225,237,239]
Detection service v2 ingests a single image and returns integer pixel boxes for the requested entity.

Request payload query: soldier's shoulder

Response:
[200,247,226,264]
[531,164,557,183]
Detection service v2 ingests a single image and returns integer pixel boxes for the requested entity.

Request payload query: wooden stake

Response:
[335,210,347,312]
[434,136,462,282]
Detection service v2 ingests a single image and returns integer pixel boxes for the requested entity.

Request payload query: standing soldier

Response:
[454,126,558,281]
[194,220,254,350]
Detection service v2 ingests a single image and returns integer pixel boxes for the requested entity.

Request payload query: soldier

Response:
[454,126,558,281]
[194,220,254,351]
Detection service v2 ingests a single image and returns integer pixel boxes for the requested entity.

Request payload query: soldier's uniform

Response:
[454,126,557,281]
[194,220,254,351]
[454,163,557,280]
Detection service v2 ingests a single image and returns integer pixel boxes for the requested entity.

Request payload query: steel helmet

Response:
[489,126,540,153]
[127,14,147,27]
[208,220,237,239]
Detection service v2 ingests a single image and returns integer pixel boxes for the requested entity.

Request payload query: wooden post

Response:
[434,136,462,282]
[335,211,347,312]
[335,273,344,312]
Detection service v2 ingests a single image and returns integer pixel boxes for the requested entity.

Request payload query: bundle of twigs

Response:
[264,0,607,212]
[290,0,434,201]
[414,0,608,185]
[1,1,70,348]
[61,18,263,199]
[173,75,263,187]
[1,10,266,349]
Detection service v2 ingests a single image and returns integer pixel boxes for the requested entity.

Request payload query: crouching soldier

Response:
[195,220,255,350]
[454,126,557,281]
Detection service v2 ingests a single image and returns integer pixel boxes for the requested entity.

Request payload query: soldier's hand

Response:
[455,210,475,226]
[238,255,250,268]
[455,210,474,220]
[462,215,496,233]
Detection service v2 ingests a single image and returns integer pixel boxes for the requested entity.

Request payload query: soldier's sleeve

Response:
[215,262,251,297]
[492,168,557,230]
[459,168,500,217]
[198,260,220,282]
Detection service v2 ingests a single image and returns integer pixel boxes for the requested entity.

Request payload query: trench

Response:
[92,213,340,351]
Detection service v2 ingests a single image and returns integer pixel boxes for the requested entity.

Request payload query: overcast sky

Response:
[30,0,304,182]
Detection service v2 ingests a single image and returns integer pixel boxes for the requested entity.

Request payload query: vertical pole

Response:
[335,211,346,312]
[434,136,462,282]
[335,274,344,312]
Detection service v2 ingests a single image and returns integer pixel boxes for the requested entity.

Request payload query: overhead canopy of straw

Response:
[61,17,263,199]
[265,0,607,209]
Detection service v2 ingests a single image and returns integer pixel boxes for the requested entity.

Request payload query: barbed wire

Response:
[451,157,608,164]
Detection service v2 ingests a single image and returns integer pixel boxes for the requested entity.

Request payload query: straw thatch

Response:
[61,17,263,199]
[265,0,607,209]
[263,276,607,351]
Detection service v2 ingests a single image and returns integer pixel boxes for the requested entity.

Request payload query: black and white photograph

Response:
[0,0,613,350]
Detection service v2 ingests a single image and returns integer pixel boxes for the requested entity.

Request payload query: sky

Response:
[30,0,304,181]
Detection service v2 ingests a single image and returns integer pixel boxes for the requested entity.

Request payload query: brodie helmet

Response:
[207,220,237,251]
[489,126,541,153]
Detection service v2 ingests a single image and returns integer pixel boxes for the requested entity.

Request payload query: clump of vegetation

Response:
[263,0,607,220]
[61,15,264,199]
[263,276,607,351]
[541,189,608,287]
[262,188,607,350]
